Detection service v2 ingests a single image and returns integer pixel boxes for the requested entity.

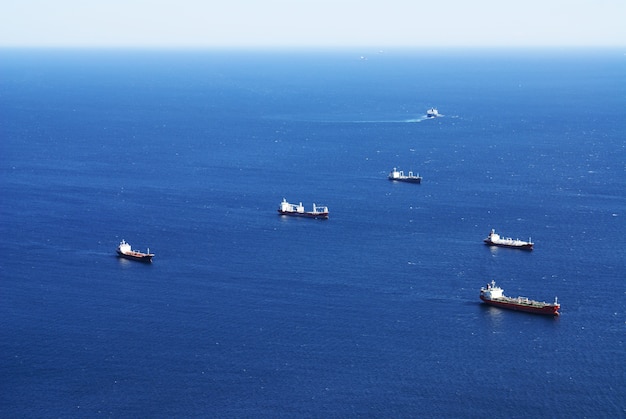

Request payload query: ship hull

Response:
[388,177,421,184]
[117,251,153,263]
[480,295,559,316]
[483,240,533,250]
[277,210,328,219]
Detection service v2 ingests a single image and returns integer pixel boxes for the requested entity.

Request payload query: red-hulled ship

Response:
[277,198,329,219]
[116,239,154,263]
[484,229,533,250]
[480,280,560,316]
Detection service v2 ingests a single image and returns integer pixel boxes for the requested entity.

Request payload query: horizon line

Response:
[1,44,625,51]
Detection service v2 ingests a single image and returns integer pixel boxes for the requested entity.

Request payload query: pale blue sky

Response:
[1,0,625,48]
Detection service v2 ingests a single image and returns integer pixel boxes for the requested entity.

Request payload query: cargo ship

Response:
[483,229,533,250]
[116,239,154,263]
[277,198,329,219]
[480,280,560,316]
[388,167,422,184]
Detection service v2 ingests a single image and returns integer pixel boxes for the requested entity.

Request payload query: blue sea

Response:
[1,48,625,418]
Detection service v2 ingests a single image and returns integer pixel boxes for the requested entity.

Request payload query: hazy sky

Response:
[1,0,625,48]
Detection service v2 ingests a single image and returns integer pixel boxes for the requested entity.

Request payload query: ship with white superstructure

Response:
[480,280,560,316]
[388,167,422,184]
[483,229,533,250]
[277,198,329,219]
[116,239,154,263]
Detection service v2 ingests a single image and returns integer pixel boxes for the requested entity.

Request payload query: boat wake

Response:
[405,114,444,123]
[343,115,445,123]
[266,114,445,124]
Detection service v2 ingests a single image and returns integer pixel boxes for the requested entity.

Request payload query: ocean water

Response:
[1,48,625,418]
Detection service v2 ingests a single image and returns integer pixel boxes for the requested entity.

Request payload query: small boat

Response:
[483,229,533,250]
[116,239,154,263]
[480,280,560,316]
[426,108,439,118]
[388,167,422,184]
[277,198,329,219]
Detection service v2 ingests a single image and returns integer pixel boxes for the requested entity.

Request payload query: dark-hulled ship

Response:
[116,239,154,263]
[277,198,329,219]
[484,229,533,250]
[388,167,422,184]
